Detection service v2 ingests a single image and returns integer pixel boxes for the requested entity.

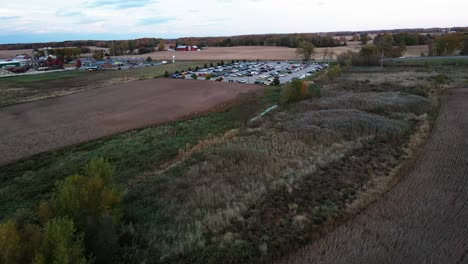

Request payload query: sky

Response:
[0,0,466,44]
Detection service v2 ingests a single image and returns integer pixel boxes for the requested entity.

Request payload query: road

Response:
[0,79,259,165]
[279,88,468,264]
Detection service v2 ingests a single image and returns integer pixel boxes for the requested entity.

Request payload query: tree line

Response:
[175,33,345,48]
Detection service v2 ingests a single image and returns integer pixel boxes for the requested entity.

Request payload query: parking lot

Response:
[171,61,328,85]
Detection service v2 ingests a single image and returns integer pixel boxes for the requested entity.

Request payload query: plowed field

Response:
[0,79,259,165]
[279,88,468,264]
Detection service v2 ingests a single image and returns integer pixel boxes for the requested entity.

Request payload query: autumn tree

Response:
[0,220,21,264]
[360,33,370,45]
[158,41,166,51]
[296,41,315,61]
[75,59,82,69]
[462,33,468,55]
[34,218,89,264]
[92,50,104,60]
[358,45,380,66]
[39,158,121,264]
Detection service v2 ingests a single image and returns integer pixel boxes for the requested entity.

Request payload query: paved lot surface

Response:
[179,61,326,85]
[0,79,259,165]
[279,88,468,264]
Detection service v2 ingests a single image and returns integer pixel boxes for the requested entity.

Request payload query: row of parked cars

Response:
[171,61,329,85]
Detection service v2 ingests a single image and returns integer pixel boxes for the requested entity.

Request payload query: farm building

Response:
[175,45,200,51]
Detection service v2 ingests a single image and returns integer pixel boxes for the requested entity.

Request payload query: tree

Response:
[205,74,212,80]
[357,45,380,66]
[34,218,89,264]
[146,56,152,62]
[462,33,468,55]
[337,51,356,67]
[296,41,315,61]
[38,158,121,264]
[273,76,280,86]
[191,74,198,79]
[360,33,370,45]
[0,220,21,264]
[158,41,166,51]
[75,59,82,69]
[93,50,104,60]
[164,70,169,77]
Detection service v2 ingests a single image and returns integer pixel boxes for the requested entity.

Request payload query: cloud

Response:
[86,0,153,8]
[56,9,83,17]
[0,16,20,20]
[138,17,175,26]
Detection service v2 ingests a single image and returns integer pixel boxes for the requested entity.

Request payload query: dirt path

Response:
[0,79,259,165]
[279,88,468,264]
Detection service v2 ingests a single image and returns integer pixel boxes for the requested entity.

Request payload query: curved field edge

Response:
[277,89,468,264]
[119,92,438,263]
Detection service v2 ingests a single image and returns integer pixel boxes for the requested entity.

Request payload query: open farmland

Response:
[0,79,259,164]
[117,46,363,61]
[0,65,465,264]
[279,87,468,264]
[0,61,211,106]
[0,49,33,59]
[115,44,428,61]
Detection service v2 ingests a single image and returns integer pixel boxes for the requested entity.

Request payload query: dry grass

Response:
[283,109,406,141]
[295,92,432,115]
[129,129,363,260]
[123,69,440,263]
[277,88,468,264]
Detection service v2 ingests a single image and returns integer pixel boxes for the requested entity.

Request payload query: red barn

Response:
[175,45,199,51]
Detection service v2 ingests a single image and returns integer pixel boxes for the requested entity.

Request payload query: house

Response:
[175,45,200,51]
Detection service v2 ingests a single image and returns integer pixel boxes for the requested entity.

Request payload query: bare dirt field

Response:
[0,46,108,59]
[0,44,428,60]
[0,49,33,59]
[121,45,358,61]
[0,79,259,165]
[119,44,428,61]
[279,87,468,264]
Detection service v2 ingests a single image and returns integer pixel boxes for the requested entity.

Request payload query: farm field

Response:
[0,44,429,62]
[0,78,259,165]
[0,61,211,106]
[1,64,466,264]
[0,46,108,59]
[113,44,429,61]
[279,87,468,264]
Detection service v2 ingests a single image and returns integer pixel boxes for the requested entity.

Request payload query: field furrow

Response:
[279,88,468,264]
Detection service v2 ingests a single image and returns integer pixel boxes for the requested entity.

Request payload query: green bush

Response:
[326,65,342,80]
[164,71,169,78]
[205,74,212,80]
[191,74,198,80]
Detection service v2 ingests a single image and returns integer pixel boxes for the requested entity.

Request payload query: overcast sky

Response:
[0,0,466,44]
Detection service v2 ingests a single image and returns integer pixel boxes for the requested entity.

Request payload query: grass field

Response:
[384,57,468,66]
